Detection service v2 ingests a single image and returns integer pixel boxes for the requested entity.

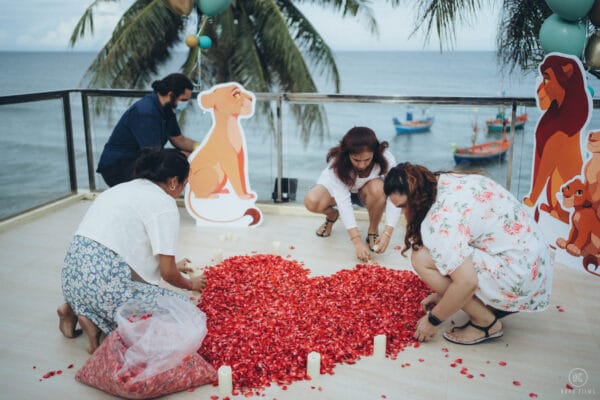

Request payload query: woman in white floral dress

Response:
[383,162,553,345]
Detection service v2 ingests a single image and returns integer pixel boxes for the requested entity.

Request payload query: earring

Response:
[169,185,176,191]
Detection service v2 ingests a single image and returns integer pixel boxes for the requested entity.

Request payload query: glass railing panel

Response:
[0,98,72,219]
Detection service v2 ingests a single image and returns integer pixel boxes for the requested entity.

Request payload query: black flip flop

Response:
[443,317,503,345]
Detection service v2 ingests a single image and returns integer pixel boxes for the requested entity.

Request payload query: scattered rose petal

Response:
[210,396,219,400]
[67,364,74,369]
[498,361,507,366]
[450,363,457,368]
[381,395,387,399]
[480,373,486,378]
[196,255,429,391]
[466,374,474,379]
[418,358,425,362]
[454,358,463,364]
[529,393,538,398]
[513,380,521,386]
[566,383,573,390]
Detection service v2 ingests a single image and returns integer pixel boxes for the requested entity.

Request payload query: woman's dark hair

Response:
[327,126,389,186]
[133,148,189,184]
[151,73,193,97]
[384,162,438,256]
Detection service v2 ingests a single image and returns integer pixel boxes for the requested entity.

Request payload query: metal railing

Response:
[4,88,594,220]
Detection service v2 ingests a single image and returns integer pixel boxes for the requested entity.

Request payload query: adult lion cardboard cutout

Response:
[185,82,263,227]
[525,53,598,276]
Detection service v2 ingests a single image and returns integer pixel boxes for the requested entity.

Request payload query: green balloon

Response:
[539,14,587,57]
[545,0,595,22]
[197,0,231,17]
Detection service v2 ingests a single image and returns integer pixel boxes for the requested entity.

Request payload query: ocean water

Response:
[1,51,600,218]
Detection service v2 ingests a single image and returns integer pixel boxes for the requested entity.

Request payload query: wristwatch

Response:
[427,311,443,326]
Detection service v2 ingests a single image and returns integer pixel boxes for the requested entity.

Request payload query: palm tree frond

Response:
[69,0,120,46]
[496,0,550,74]
[410,0,483,50]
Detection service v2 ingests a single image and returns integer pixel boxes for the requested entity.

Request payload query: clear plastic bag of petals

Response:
[115,295,208,382]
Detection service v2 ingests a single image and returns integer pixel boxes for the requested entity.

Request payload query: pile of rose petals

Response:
[197,254,429,390]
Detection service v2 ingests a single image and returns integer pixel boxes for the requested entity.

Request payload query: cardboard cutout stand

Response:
[185,82,263,227]
[525,52,599,276]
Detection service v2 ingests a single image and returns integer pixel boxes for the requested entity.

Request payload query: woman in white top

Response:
[56,148,206,354]
[304,126,401,262]
[384,163,553,345]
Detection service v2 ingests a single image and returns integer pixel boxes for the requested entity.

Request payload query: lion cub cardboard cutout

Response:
[185,82,263,227]
[525,53,598,276]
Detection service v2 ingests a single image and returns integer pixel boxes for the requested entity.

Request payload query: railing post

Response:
[505,101,517,191]
[275,95,283,202]
[81,92,97,191]
[62,92,77,193]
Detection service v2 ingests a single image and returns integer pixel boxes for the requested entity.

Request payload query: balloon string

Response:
[191,16,209,88]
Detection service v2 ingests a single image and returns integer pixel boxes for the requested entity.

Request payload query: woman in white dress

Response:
[384,162,553,345]
[304,126,401,262]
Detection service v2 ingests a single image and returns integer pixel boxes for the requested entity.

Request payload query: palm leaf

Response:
[496,0,551,73]
[410,0,483,49]
[69,0,119,46]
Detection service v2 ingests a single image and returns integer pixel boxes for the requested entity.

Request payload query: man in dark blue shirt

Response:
[97,73,199,187]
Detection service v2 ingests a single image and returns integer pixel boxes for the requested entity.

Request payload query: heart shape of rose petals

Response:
[197,254,429,391]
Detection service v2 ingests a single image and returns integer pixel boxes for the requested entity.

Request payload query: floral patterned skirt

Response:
[61,235,186,334]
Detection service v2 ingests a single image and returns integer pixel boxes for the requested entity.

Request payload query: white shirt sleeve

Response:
[317,167,358,229]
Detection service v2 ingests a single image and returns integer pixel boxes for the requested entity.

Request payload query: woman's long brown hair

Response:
[384,162,439,256]
[327,126,389,186]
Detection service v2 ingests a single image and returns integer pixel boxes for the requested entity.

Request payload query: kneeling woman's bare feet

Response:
[78,315,101,354]
[57,303,81,338]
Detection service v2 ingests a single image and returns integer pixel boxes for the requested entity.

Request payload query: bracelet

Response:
[383,231,392,238]
[427,311,443,326]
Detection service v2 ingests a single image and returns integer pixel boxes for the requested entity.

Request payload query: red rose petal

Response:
[196,255,430,391]
[566,383,573,390]
[67,364,74,369]
[529,393,538,398]
[466,374,474,379]
[454,358,463,364]
[498,361,507,366]
[480,373,486,377]
[418,358,425,362]
[513,380,521,386]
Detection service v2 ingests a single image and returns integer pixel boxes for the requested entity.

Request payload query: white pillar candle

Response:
[373,334,386,359]
[306,351,321,379]
[218,365,232,396]
[213,248,223,263]
[271,241,281,255]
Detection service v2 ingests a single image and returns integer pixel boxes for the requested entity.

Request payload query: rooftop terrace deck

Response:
[0,197,598,399]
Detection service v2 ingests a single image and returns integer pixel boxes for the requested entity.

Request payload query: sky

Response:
[0,1,499,52]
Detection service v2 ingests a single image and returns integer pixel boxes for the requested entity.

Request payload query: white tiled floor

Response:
[0,198,598,399]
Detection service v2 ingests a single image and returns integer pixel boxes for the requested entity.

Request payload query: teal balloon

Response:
[545,0,595,22]
[539,14,587,57]
[197,0,231,16]
[199,35,212,49]
[588,85,595,97]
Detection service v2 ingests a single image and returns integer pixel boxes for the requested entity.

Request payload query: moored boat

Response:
[453,139,510,164]
[486,112,528,133]
[392,116,434,134]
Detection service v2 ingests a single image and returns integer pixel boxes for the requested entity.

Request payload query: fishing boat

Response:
[392,109,434,134]
[486,112,528,133]
[454,120,511,164]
